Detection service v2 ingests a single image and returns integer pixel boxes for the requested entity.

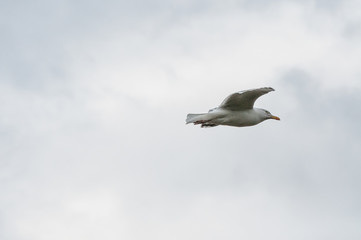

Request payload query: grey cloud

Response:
[277,68,361,204]
[281,68,361,134]
[1,0,357,91]
[1,0,361,239]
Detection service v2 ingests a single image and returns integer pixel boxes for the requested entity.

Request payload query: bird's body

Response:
[186,87,280,128]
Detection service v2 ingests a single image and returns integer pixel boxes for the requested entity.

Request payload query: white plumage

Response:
[186,87,280,128]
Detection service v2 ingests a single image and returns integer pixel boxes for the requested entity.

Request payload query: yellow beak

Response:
[271,115,280,120]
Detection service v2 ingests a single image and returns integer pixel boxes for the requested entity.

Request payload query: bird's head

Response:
[261,109,280,121]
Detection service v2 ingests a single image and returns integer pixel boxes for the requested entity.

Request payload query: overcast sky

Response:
[1,0,361,239]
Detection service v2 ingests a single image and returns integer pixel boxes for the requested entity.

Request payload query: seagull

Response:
[186,87,280,128]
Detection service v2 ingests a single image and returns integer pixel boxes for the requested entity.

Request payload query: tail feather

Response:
[186,113,218,127]
[186,113,207,124]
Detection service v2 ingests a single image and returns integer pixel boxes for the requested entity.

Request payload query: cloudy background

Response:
[1,0,361,239]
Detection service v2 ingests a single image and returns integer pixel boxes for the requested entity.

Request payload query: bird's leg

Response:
[194,120,208,125]
[201,123,217,128]
[193,120,217,127]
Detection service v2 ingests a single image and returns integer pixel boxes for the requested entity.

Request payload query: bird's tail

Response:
[186,113,207,124]
[186,113,218,127]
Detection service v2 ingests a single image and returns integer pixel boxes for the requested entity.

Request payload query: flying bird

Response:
[186,87,280,128]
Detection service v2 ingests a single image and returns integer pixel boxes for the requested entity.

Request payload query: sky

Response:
[1,0,361,239]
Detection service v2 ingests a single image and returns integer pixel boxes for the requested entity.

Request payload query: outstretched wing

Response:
[219,87,275,110]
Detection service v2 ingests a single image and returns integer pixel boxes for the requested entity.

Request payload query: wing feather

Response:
[219,87,275,110]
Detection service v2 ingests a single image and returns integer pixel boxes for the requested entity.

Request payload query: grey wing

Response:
[219,87,275,110]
